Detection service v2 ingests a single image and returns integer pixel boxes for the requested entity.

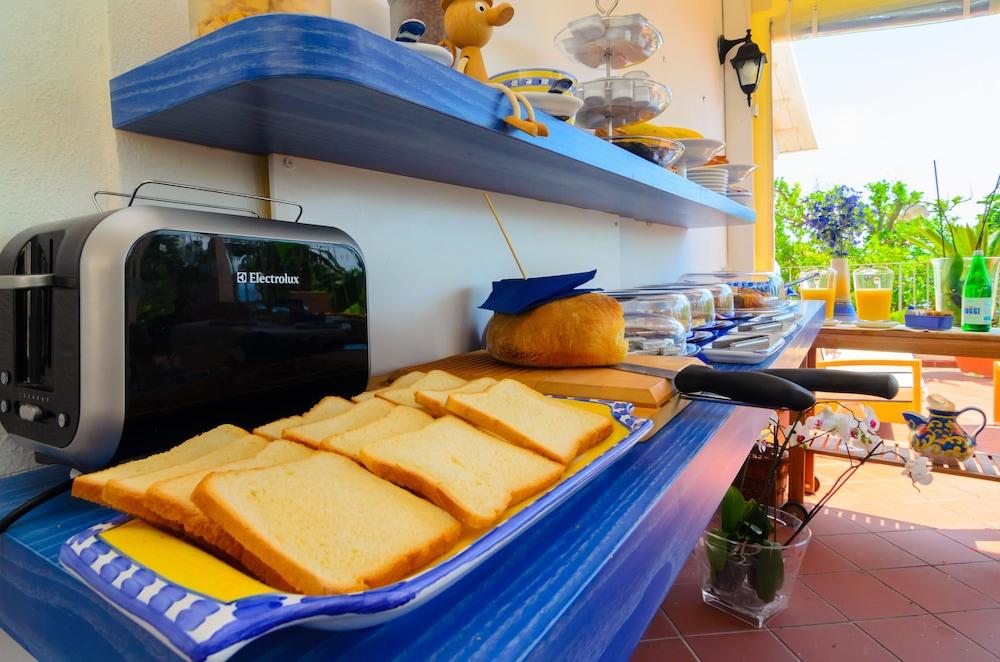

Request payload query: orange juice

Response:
[800,287,835,318]
[855,288,892,321]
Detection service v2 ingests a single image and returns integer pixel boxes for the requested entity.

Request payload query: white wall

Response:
[0,0,744,476]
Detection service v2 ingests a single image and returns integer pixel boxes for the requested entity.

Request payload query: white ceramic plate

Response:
[700,164,758,184]
[854,320,899,329]
[399,42,455,68]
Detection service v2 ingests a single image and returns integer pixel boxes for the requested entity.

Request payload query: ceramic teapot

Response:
[903,394,986,462]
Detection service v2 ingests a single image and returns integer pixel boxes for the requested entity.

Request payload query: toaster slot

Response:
[13,241,53,390]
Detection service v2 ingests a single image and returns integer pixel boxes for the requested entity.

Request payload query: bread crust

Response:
[485,293,627,367]
[192,462,461,595]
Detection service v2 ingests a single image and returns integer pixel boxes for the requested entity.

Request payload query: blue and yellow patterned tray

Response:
[60,399,652,661]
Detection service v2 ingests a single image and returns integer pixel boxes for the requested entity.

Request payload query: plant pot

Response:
[931,256,1000,323]
[696,508,811,627]
[388,0,446,44]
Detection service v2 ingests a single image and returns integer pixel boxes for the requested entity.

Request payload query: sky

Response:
[774,13,1000,222]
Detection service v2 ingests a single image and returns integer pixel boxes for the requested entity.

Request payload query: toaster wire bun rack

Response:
[93,180,305,223]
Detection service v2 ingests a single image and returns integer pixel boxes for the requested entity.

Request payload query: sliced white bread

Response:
[103,435,269,527]
[414,377,498,417]
[192,452,462,595]
[377,370,467,410]
[253,396,355,441]
[360,416,564,528]
[352,371,427,403]
[253,416,305,442]
[71,425,248,505]
[146,440,315,540]
[284,398,395,449]
[321,407,434,461]
[445,379,612,464]
[302,396,354,422]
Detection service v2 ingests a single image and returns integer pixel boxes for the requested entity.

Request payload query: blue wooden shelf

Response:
[109,15,755,229]
[0,303,823,661]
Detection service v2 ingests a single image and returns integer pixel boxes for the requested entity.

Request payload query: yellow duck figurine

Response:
[440,0,549,138]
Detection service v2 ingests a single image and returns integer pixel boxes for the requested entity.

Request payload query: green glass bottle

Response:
[962,250,993,332]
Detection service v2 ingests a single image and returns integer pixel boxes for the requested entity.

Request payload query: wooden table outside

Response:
[788,323,1000,504]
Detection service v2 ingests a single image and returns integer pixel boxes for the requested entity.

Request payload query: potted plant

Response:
[914,167,1000,333]
[696,404,934,626]
[802,186,872,320]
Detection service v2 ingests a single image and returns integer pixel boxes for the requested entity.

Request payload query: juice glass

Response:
[798,268,835,318]
[854,266,894,321]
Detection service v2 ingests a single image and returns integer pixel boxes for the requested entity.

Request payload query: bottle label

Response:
[962,298,993,326]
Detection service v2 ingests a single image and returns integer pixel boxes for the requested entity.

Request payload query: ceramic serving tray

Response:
[60,398,652,662]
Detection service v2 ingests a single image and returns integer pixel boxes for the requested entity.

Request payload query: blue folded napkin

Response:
[479,270,600,315]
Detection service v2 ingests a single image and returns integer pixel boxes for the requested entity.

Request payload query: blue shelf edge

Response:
[109,14,756,229]
[0,302,825,662]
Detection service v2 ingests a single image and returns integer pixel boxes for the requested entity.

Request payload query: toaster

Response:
[0,184,369,471]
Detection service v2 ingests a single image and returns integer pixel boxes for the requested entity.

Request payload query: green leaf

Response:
[705,528,730,574]
[749,541,785,603]
[720,487,746,535]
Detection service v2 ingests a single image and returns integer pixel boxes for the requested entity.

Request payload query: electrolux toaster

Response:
[0,183,369,471]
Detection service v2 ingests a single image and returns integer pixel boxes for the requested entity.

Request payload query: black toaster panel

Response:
[119,230,369,459]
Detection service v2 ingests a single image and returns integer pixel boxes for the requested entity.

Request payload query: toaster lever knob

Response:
[18,404,44,422]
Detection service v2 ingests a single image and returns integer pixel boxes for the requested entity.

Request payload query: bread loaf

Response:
[484,293,627,367]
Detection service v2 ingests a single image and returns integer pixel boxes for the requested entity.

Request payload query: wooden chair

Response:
[814,357,923,424]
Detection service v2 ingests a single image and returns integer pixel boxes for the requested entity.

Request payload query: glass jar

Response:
[797,268,836,319]
[388,0,446,44]
[853,266,894,322]
[190,0,331,38]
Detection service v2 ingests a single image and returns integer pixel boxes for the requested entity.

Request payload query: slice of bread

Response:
[321,407,434,461]
[360,416,564,528]
[302,396,354,422]
[445,379,613,464]
[352,371,427,403]
[253,416,305,442]
[284,398,394,448]
[192,452,462,595]
[71,424,248,505]
[146,440,315,537]
[415,377,498,417]
[377,370,467,410]
[103,435,269,527]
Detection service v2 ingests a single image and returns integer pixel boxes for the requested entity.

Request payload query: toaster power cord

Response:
[0,479,72,535]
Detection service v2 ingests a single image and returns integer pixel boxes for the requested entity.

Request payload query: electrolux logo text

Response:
[236,271,302,285]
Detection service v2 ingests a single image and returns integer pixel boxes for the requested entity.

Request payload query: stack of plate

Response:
[687,167,729,194]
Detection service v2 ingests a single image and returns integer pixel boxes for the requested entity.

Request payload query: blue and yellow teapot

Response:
[903,394,986,462]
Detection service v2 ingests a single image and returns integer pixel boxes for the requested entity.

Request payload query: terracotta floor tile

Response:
[851,512,929,534]
[673,554,701,585]
[799,539,859,575]
[640,608,678,641]
[685,631,797,662]
[938,528,1000,559]
[800,571,924,620]
[804,508,871,536]
[938,561,1000,601]
[940,498,1000,527]
[820,532,926,570]
[871,566,999,613]
[661,583,754,636]
[774,623,897,662]
[938,609,1000,656]
[629,637,695,662]
[766,579,846,628]
[859,614,996,662]
[879,529,992,565]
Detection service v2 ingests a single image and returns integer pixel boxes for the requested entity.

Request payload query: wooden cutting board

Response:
[383,351,704,409]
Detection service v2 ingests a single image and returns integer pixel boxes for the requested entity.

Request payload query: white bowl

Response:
[520,92,585,121]
[400,42,455,67]
[673,139,726,171]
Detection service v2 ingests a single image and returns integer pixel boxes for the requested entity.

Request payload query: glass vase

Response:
[829,256,856,321]
[931,257,1000,324]
[695,508,811,627]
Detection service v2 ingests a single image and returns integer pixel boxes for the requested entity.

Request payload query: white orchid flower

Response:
[862,405,881,435]
[903,457,934,486]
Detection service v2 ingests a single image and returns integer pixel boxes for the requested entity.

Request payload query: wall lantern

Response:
[718,29,767,106]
